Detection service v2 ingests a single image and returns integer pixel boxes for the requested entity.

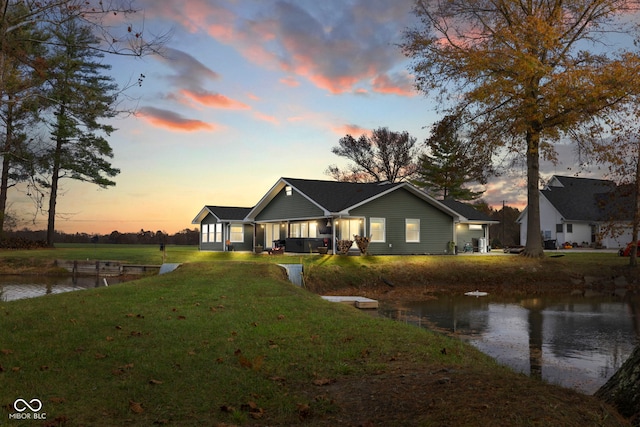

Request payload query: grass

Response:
[0,246,636,425]
[0,260,473,425]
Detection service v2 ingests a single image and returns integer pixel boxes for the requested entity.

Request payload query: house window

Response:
[215,223,222,242]
[566,223,573,233]
[370,218,385,242]
[406,219,420,243]
[230,224,244,242]
[556,224,563,233]
[285,185,292,196]
[289,221,318,238]
[201,224,208,242]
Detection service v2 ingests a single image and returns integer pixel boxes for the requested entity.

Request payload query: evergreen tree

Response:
[36,19,120,247]
[0,2,47,233]
[413,114,489,200]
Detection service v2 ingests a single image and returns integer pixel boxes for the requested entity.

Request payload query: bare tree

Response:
[326,127,419,183]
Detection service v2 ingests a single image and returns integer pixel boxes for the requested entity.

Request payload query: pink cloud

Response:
[180,89,250,110]
[146,2,416,96]
[279,76,300,87]
[136,106,216,132]
[372,73,416,96]
[253,112,279,125]
[332,124,369,137]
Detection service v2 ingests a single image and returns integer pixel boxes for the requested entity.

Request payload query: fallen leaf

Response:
[40,365,49,371]
[125,313,134,318]
[129,400,144,414]
[297,403,311,419]
[250,408,265,419]
[252,355,264,371]
[106,336,114,341]
[277,314,285,320]
[49,397,66,404]
[177,315,186,320]
[149,379,163,385]
[238,356,252,369]
[1,349,13,355]
[216,358,224,364]
[11,366,20,372]
[94,353,107,359]
[312,378,335,386]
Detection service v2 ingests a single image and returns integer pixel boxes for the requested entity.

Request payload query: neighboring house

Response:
[440,199,499,253]
[192,177,497,255]
[191,206,253,252]
[517,175,633,249]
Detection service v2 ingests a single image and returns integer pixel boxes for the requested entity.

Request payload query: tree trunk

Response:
[595,343,640,424]
[524,128,544,257]
[46,133,63,248]
[630,139,640,267]
[0,98,15,235]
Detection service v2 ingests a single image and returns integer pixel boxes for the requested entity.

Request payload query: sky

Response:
[7,0,614,235]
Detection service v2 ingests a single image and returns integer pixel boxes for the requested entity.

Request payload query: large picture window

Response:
[370,218,385,242]
[289,221,318,238]
[201,224,208,242]
[406,219,420,243]
[229,224,244,242]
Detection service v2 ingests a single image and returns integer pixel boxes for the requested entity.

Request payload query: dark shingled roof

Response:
[205,206,253,221]
[439,199,495,222]
[283,178,404,212]
[541,176,617,221]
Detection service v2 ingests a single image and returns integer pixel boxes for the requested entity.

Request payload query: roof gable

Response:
[439,199,497,223]
[541,176,616,221]
[192,206,252,224]
[246,177,460,220]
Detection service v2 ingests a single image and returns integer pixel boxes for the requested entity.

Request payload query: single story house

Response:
[517,175,633,249]
[193,177,497,255]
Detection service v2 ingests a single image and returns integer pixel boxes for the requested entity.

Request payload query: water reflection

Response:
[381,294,640,394]
[0,275,125,301]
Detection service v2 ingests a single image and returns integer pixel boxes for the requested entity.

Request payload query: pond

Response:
[0,275,128,302]
[380,293,640,394]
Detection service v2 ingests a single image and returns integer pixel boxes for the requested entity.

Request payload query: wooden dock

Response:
[56,260,161,276]
[321,296,379,309]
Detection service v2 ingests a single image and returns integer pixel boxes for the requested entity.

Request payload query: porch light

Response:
[326,219,332,227]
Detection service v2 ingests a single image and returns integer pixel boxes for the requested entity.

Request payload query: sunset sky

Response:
[9,0,611,235]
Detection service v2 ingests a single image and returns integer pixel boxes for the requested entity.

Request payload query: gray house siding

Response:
[255,187,324,221]
[198,213,254,251]
[350,188,454,255]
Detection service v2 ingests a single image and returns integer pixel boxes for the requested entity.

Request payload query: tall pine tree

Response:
[36,19,120,247]
[413,114,490,200]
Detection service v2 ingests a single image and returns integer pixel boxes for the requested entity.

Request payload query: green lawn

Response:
[0,246,633,425]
